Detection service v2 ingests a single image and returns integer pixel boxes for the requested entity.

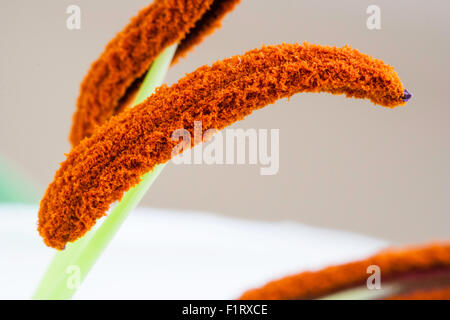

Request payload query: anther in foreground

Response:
[39,43,411,249]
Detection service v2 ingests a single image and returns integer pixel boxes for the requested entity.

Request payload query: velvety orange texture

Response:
[239,243,450,300]
[39,43,407,249]
[70,0,241,146]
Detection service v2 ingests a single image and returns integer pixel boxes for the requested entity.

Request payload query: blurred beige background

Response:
[0,0,448,244]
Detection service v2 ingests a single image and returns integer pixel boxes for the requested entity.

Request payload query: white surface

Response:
[0,204,388,299]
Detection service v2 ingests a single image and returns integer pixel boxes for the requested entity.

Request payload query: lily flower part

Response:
[70,0,241,146]
[239,243,450,300]
[39,43,410,249]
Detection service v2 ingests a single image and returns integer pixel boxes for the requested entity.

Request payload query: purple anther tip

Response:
[402,89,412,102]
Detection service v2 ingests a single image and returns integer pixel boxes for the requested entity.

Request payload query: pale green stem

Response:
[33,44,177,300]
